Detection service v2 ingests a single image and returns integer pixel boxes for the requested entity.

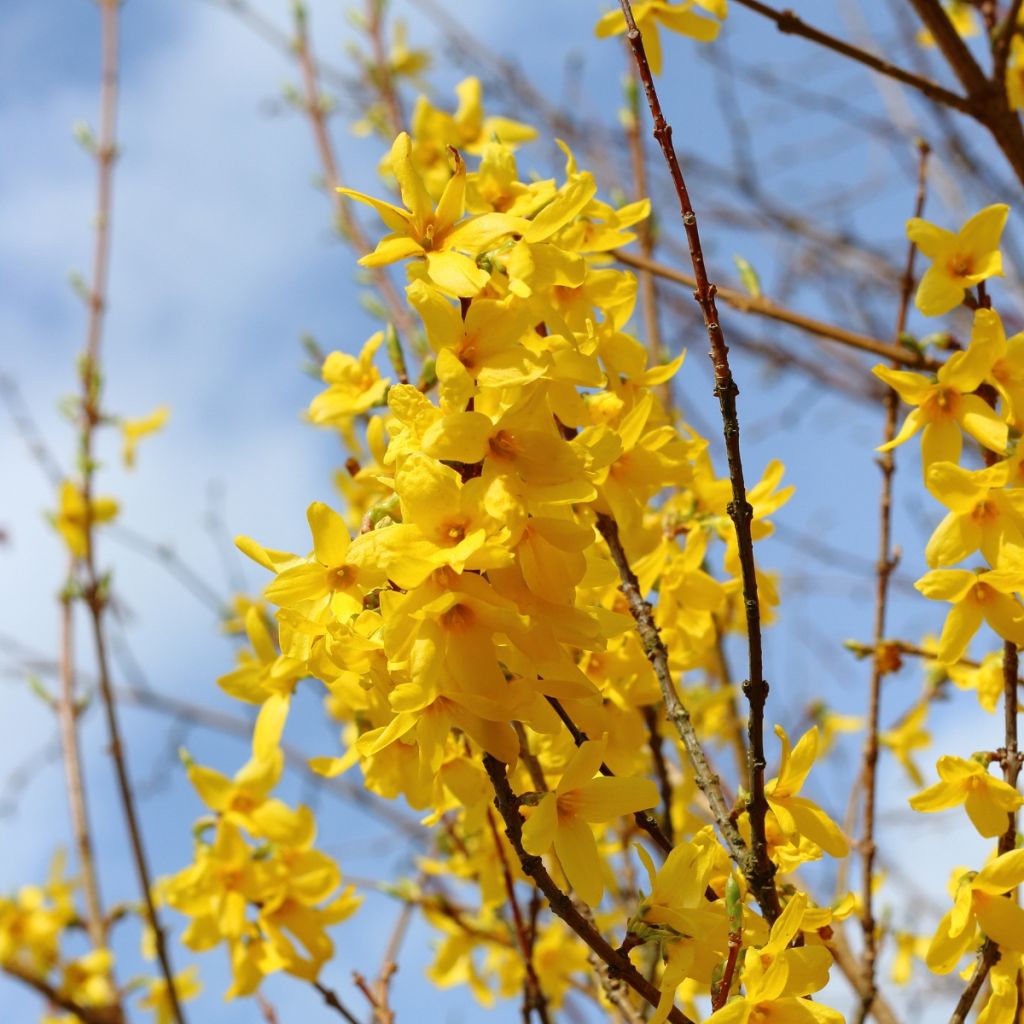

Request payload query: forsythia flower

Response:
[928,851,1024,972]
[595,1,727,75]
[136,966,202,1024]
[873,326,1007,472]
[914,567,1024,663]
[308,333,391,433]
[762,726,849,858]
[521,737,658,905]
[924,459,1024,567]
[705,892,841,1024]
[909,754,1022,837]
[341,132,520,296]
[51,480,119,559]
[120,404,169,468]
[906,203,1008,316]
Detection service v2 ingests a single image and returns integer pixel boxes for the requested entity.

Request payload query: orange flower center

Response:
[440,603,475,632]
[971,499,1000,523]
[442,517,470,544]
[924,386,961,422]
[947,251,975,279]
[326,564,357,591]
[488,429,520,460]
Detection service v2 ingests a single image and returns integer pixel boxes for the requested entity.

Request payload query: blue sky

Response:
[1,0,1020,1020]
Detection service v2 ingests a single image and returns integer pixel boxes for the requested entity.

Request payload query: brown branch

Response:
[72,3,186,1021]
[948,939,1000,1024]
[594,514,776,916]
[994,0,1024,82]
[364,0,404,138]
[314,980,365,1024]
[291,5,418,349]
[641,705,674,845]
[711,612,750,785]
[856,140,929,1024]
[950,643,1024,1020]
[904,0,1024,185]
[611,249,939,371]
[616,0,779,921]
[731,0,973,112]
[56,569,107,953]
[825,928,903,1024]
[483,754,696,1024]
[623,51,666,407]
[3,962,123,1024]
[485,809,553,1024]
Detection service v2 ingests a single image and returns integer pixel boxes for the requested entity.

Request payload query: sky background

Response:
[1,0,1020,1020]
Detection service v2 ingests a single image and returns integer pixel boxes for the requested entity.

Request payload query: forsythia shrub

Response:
[13,2,1024,1024]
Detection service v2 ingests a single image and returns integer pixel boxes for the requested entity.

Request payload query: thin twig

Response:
[314,980,365,1024]
[904,0,1024,186]
[291,4,418,347]
[611,249,939,370]
[364,0,404,138]
[616,0,779,920]
[623,49,666,405]
[75,2,185,1020]
[994,0,1024,82]
[856,139,929,1024]
[486,808,553,1024]
[483,754,696,1024]
[730,0,972,112]
[948,643,1023,1021]
[594,514,771,912]
[3,962,123,1024]
[56,569,107,953]
[641,705,674,845]
[947,940,1000,1024]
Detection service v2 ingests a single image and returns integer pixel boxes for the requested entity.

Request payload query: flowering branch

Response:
[612,249,939,371]
[856,139,930,1024]
[483,754,696,1024]
[616,0,779,921]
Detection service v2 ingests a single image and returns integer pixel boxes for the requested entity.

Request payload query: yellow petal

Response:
[307,502,349,567]
[574,776,659,822]
[553,815,604,906]
[521,793,558,855]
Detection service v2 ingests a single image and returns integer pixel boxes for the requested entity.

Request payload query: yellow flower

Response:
[906,203,1008,316]
[340,132,521,297]
[927,851,1024,973]
[186,749,314,845]
[356,453,515,589]
[120,404,169,468]
[705,892,841,1024]
[879,702,930,787]
[948,650,1004,713]
[763,726,849,858]
[307,333,390,433]
[51,480,119,559]
[924,459,1024,568]
[909,754,1022,838]
[216,606,304,760]
[873,335,1007,473]
[915,567,1024,663]
[595,1,726,75]
[258,502,387,621]
[136,966,202,1024]
[521,737,658,905]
